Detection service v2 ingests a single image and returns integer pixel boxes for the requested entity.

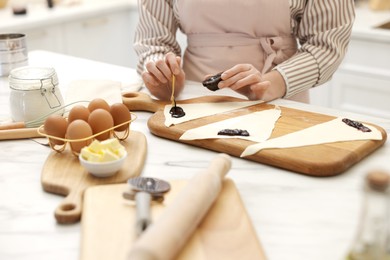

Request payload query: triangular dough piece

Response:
[241,117,383,157]
[164,100,263,127]
[180,108,281,142]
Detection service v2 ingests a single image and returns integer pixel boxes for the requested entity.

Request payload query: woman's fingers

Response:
[142,71,171,100]
[218,64,285,101]
[155,59,171,82]
[219,64,261,90]
[165,52,181,75]
[141,71,157,88]
[221,64,252,80]
[145,53,179,83]
[224,73,262,91]
[142,53,186,100]
[145,61,168,84]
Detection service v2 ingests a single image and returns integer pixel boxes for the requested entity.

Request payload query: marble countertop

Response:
[0,50,390,260]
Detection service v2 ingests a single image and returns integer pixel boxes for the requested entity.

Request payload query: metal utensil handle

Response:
[135,191,152,236]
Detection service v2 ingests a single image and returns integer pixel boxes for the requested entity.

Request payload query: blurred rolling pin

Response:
[369,0,390,10]
[0,128,43,140]
[0,118,46,140]
[127,153,232,260]
[0,121,26,130]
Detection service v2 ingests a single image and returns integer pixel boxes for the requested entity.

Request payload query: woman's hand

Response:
[218,64,286,102]
[142,52,185,100]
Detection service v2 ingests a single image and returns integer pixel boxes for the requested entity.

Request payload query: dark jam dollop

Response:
[13,7,27,15]
[218,129,250,136]
[342,118,371,132]
[169,106,186,118]
[202,72,223,91]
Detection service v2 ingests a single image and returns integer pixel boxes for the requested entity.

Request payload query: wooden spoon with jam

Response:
[169,74,185,118]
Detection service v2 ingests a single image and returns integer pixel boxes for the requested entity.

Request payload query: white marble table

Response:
[0,50,389,260]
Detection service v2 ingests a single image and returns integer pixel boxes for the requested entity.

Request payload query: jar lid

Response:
[0,33,26,51]
[9,66,59,91]
[366,171,390,191]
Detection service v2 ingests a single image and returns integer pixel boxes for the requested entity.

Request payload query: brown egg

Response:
[110,103,131,132]
[88,108,114,141]
[66,119,93,154]
[88,98,110,112]
[67,105,90,123]
[44,114,68,145]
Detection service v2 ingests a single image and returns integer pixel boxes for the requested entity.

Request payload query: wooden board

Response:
[122,92,387,177]
[80,179,266,260]
[41,130,147,224]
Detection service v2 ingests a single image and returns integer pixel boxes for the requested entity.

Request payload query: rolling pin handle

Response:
[0,121,26,130]
[208,153,232,179]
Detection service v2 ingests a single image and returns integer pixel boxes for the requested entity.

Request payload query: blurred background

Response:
[1,0,390,118]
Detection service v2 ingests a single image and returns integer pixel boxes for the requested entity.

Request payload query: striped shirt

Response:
[134,0,355,98]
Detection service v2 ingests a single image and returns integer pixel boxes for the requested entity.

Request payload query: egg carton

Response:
[37,115,136,155]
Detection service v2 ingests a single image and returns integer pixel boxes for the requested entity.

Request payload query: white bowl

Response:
[79,151,127,178]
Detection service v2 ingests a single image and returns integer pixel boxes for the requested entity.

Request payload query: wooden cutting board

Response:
[122,92,387,177]
[41,130,147,224]
[80,179,266,260]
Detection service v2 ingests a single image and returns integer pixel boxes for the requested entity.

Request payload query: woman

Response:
[134,0,355,103]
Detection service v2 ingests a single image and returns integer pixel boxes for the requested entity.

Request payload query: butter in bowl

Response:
[79,138,127,177]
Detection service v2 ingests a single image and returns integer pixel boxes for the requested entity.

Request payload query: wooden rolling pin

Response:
[127,153,232,260]
[370,0,390,10]
[0,128,43,140]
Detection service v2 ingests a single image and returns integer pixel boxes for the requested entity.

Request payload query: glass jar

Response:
[347,171,390,260]
[0,33,28,77]
[9,66,64,122]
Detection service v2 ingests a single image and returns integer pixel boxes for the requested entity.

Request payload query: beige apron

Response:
[176,0,309,102]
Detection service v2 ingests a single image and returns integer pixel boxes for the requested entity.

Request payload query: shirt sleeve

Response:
[275,0,355,98]
[133,0,182,75]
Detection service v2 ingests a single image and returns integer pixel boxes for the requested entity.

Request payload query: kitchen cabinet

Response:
[0,0,138,68]
[62,10,137,67]
[330,38,390,119]
[25,10,137,68]
[314,5,390,119]
[23,26,65,53]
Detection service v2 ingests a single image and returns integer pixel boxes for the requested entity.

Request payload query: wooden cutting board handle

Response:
[121,92,245,113]
[122,92,167,113]
[41,131,148,224]
[54,186,84,224]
